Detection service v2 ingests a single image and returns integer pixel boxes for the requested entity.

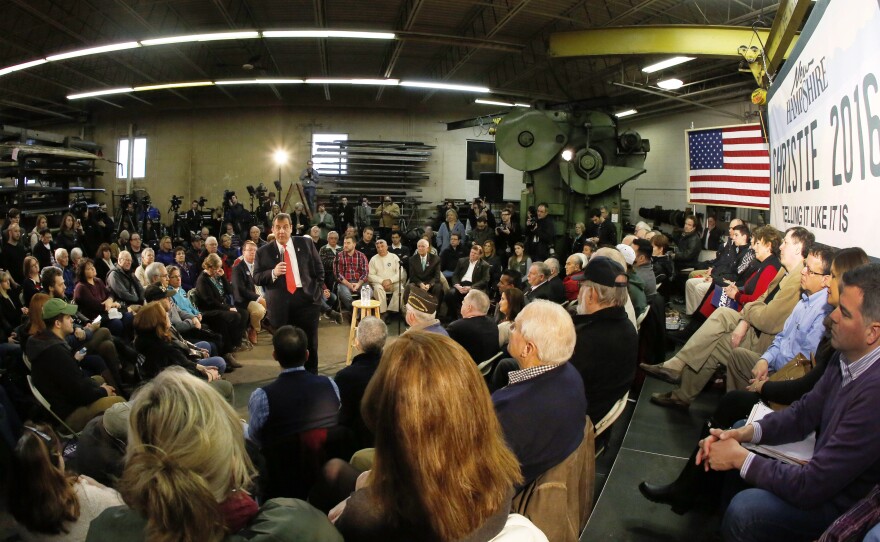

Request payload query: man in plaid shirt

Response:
[334,234,368,315]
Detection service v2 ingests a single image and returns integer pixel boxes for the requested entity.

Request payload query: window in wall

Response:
[466,140,497,180]
[311,133,348,174]
[116,137,147,179]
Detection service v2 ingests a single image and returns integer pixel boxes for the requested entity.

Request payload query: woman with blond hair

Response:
[86,368,341,542]
[133,247,154,288]
[317,331,545,541]
[436,208,466,253]
[9,423,123,541]
[155,236,174,266]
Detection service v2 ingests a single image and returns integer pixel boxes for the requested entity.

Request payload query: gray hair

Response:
[54,247,68,261]
[566,254,585,270]
[544,258,560,276]
[355,316,388,354]
[70,247,83,260]
[594,247,627,269]
[205,236,218,247]
[117,250,132,263]
[145,262,166,284]
[531,262,550,279]
[328,231,339,239]
[515,300,576,364]
[141,247,155,259]
[580,279,628,308]
[464,289,490,315]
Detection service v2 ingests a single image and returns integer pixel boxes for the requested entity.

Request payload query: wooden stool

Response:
[347,298,381,365]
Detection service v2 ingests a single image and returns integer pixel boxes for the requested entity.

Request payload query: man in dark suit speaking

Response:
[253,213,327,374]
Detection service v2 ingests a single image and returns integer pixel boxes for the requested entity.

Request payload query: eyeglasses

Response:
[803,267,829,277]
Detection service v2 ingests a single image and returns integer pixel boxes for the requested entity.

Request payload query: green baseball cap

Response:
[42,298,78,319]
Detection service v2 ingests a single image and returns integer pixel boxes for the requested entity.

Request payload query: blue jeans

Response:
[336,283,356,311]
[102,312,134,339]
[722,488,841,542]
[0,342,21,371]
[304,186,317,213]
[194,340,225,373]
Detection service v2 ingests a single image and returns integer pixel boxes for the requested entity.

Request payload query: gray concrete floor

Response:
[226,313,406,417]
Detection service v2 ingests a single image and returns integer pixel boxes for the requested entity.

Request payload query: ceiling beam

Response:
[375,0,426,101]
[610,81,743,119]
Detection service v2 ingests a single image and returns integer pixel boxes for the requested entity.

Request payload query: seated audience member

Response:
[87,368,342,541]
[232,240,266,344]
[403,284,447,336]
[594,247,639,329]
[195,253,248,353]
[544,258,567,304]
[247,225,266,249]
[468,215,495,248]
[570,257,638,424]
[127,232,144,268]
[27,298,124,431]
[719,246,835,393]
[492,300,586,487]
[388,230,411,262]
[334,235,369,315]
[582,239,598,261]
[587,208,616,247]
[367,239,405,318]
[563,253,586,302]
[166,263,199,315]
[650,233,674,286]
[334,316,386,448]
[134,247,154,288]
[33,228,56,270]
[642,227,813,394]
[685,221,748,310]
[444,243,490,320]
[640,247,867,516]
[106,251,145,310]
[9,423,124,541]
[523,261,554,303]
[172,246,198,292]
[439,233,466,280]
[671,263,880,542]
[407,239,444,305]
[155,236,175,266]
[307,226,327,252]
[634,221,652,239]
[312,203,335,241]
[497,287,525,348]
[94,243,115,283]
[672,215,702,270]
[632,239,658,298]
[72,258,132,339]
[247,325,340,448]
[54,248,76,299]
[316,332,541,541]
[71,402,129,488]
[133,301,232,401]
[319,231,343,287]
[493,269,522,323]
[446,289,500,363]
[482,240,504,292]
[22,255,42,308]
[616,243,647,316]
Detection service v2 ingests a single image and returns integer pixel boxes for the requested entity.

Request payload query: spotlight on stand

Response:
[246,185,256,196]
[273,180,282,193]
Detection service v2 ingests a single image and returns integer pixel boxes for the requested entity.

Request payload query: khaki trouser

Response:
[370,281,403,313]
[210,379,234,405]
[246,300,266,332]
[726,347,763,392]
[66,395,126,432]
[672,307,766,403]
[685,277,713,315]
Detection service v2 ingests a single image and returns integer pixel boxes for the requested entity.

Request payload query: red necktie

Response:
[282,247,297,295]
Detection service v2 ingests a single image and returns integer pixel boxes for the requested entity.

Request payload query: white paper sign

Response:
[768,0,880,255]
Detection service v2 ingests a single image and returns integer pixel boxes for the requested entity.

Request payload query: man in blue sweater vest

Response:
[700,263,880,542]
[492,300,586,487]
[247,325,340,448]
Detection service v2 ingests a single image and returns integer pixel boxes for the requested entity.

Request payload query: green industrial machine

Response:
[494,108,650,253]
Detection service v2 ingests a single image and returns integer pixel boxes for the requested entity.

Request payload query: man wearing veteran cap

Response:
[403,283,448,336]
[27,298,125,432]
[570,256,638,424]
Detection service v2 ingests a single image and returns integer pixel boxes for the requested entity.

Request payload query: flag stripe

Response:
[690,195,770,205]
[725,156,770,164]
[724,143,768,151]
[690,187,771,197]
[722,125,763,133]
[691,169,771,177]
[690,181,772,191]
[724,150,768,158]
[689,175,770,183]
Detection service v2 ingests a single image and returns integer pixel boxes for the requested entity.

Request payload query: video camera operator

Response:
[222,191,250,236]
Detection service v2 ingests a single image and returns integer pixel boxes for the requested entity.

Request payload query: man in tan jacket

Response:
[644,226,814,409]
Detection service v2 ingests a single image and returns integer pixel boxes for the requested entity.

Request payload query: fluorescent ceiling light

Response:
[401,81,489,93]
[475,99,513,107]
[514,103,531,108]
[216,78,304,85]
[140,31,259,46]
[305,78,398,85]
[133,81,214,91]
[657,78,684,90]
[614,109,638,118]
[263,30,395,39]
[68,87,134,100]
[641,56,695,73]
[0,59,47,77]
[47,42,140,62]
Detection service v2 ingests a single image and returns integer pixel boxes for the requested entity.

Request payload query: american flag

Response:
[686,124,770,209]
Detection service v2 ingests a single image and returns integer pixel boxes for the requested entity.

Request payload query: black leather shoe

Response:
[638,481,696,515]
[225,354,243,369]
[650,391,690,410]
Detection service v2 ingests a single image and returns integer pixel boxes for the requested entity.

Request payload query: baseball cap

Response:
[102,402,130,440]
[569,256,628,288]
[144,284,175,303]
[42,298,78,319]
[616,243,636,266]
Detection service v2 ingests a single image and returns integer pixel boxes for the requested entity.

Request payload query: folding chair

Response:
[26,375,79,438]
[594,391,630,457]
[477,351,505,378]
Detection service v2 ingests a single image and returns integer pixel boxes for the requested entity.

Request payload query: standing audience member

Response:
[508,242,532,286]
[1,224,26,284]
[525,203,555,261]
[374,196,399,240]
[312,203,335,241]
[87,368,342,541]
[33,229,56,270]
[494,208,520,257]
[436,209,466,253]
[299,158,321,212]
[586,208,616,247]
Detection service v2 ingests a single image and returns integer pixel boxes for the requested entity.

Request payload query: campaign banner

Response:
[767,0,880,255]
